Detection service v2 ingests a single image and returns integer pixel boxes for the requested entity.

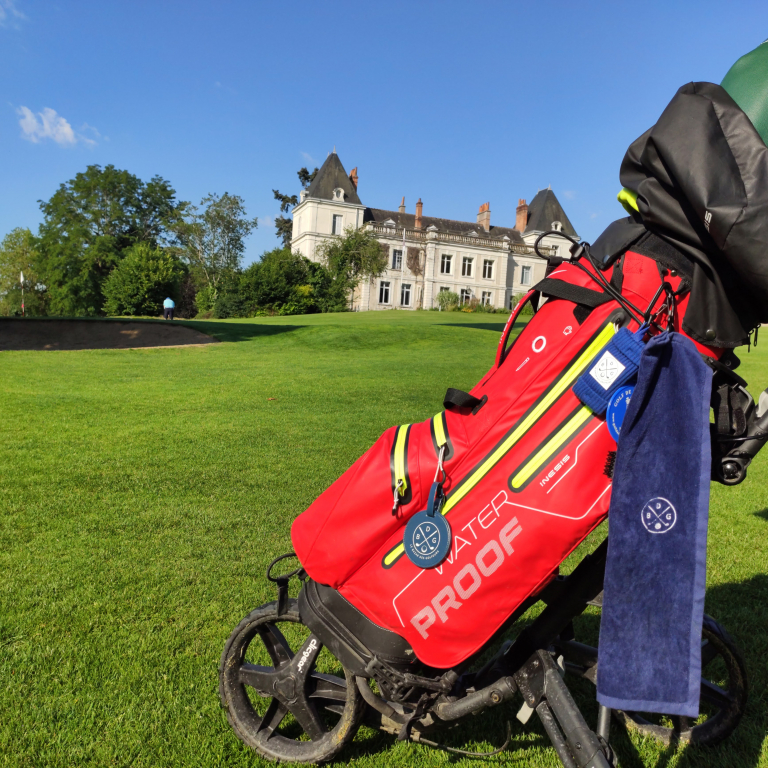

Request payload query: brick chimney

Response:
[415,198,423,229]
[477,202,491,232]
[399,196,405,213]
[349,167,358,190]
[515,199,529,232]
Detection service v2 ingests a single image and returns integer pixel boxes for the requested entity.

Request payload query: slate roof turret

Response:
[305,151,362,205]
[523,188,578,237]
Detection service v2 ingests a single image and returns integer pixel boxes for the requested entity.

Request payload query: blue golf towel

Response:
[597,331,712,717]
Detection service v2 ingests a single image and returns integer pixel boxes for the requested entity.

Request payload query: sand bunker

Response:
[0,319,218,351]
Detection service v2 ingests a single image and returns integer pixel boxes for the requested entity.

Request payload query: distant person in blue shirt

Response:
[163,297,175,320]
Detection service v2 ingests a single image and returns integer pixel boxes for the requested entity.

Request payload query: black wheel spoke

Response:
[700,679,733,710]
[257,698,288,739]
[309,673,348,702]
[701,639,719,668]
[238,663,278,695]
[290,700,327,741]
[260,624,294,668]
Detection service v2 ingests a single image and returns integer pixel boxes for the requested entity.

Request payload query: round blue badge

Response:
[606,386,634,442]
[404,511,452,568]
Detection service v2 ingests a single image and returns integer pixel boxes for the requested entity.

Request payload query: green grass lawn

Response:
[1,310,766,768]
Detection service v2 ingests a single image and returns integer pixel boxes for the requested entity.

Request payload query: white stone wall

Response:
[508,254,548,305]
[426,242,509,309]
[291,196,366,262]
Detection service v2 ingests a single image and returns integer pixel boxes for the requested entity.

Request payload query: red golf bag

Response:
[292,251,720,669]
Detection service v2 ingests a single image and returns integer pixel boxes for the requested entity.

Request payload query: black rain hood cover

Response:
[619,81,768,348]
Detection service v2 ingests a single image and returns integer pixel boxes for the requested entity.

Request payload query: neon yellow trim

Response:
[394,425,410,496]
[383,323,616,566]
[383,548,403,567]
[617,187,639,214]
[433,413,447,447]
[510,407,592,489]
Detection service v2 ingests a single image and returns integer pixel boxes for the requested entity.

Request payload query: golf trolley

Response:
[218,540,748,766]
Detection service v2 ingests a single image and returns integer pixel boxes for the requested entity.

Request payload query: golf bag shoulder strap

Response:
[443,388,487,414]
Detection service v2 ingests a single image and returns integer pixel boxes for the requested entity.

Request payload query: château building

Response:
[290,151,578,311]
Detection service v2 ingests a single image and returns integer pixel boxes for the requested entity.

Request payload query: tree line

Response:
[0,164,387,319]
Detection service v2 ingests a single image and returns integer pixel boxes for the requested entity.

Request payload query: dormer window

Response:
[382,218,396,228]
[299,190,308,203]
[333,188,345,201]
[551,221,562,232]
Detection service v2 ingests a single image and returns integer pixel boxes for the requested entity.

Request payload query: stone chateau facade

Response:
[290,151,579,311]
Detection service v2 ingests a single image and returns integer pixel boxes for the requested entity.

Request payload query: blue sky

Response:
[2,1,767,264]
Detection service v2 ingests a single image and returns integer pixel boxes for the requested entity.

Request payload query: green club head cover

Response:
[722,39,768,145]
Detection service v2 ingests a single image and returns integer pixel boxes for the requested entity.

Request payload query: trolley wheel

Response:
[614,615,748,746]
[219,599,365,763]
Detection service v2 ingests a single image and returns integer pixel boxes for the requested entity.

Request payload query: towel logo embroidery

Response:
[641,497,677,534]
[589,351,626,390]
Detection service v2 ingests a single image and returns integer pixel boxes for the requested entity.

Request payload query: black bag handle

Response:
[444,388,487,414]
[533,277,613,308]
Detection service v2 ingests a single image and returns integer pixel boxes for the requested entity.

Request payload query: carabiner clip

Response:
[433,444,447,484]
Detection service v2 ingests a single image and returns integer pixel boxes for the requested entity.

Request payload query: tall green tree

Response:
[36,165,186,316]
[176,193,257,298]
[0,228,47,316]
[315,226,388,308]
[272,166,318,247]
[213,248,321,318]
[102,243,185,317]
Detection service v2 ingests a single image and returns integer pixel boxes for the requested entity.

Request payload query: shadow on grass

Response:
[569,575,768,768]
[439,322,508,333]
[753,508,768,521]
[179,320,305,343]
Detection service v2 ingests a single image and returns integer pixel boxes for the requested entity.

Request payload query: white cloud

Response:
[17,107,76,144]
[261,215,275,227]
[590,212,600,219]
[16,106,99,146]
[301,151,317,165]
[563,190,576,200]
[0,0,26,29]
